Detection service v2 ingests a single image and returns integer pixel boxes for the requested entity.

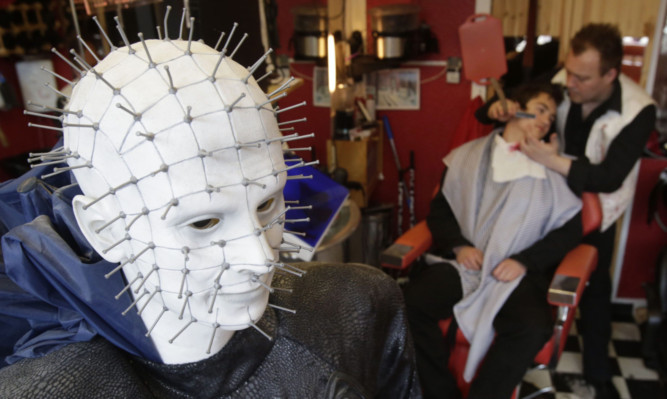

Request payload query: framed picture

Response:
[15,58,58,112]
[375,68,420,110]
[312,66,331,107]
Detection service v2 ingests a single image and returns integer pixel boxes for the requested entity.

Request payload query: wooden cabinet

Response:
[326,127,383,208]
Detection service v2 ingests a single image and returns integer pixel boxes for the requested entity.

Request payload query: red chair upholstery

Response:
[381,193,601,398]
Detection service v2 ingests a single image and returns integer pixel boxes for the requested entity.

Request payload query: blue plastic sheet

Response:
[0,160,160,367]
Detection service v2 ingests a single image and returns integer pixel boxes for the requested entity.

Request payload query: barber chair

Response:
[381,192,602,399]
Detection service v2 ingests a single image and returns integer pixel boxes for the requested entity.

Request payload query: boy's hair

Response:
[570,23,623,75]
[511,82,564,109]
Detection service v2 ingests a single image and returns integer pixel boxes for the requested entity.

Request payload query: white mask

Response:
[57,30,294,364]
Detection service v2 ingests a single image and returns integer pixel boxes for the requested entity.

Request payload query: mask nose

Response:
[226,214,281,276]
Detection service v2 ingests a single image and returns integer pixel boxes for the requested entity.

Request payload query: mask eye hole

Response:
[189,218,220,230]
[257,198,274,212]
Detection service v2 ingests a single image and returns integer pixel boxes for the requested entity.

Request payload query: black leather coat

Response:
[0,262,421,398]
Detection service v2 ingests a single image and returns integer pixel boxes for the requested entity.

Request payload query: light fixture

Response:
[327,33,336,93]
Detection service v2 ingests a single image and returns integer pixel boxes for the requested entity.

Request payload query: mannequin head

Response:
[61,35,289,363]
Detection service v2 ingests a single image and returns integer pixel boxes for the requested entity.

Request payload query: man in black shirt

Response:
[477,24,657,399]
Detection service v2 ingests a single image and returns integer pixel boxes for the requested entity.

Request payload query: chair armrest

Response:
[380,220,432,270]
[547,244,598,307]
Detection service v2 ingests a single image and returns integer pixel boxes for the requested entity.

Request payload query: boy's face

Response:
[516,92,557,141]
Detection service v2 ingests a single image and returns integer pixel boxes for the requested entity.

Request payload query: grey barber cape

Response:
[439,131,581,381]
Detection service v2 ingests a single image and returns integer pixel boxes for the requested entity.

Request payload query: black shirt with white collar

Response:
[564,79,656,196]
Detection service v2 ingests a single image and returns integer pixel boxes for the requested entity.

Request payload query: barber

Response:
[476,23,656,399]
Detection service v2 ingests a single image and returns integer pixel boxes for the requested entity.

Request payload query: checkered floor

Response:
[518,306,663,399]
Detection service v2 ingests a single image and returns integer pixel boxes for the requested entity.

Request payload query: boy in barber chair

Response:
[404,82,582,399]
[0,29,419,398]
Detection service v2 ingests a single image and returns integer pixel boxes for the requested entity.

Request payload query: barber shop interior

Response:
[2,0,667,398]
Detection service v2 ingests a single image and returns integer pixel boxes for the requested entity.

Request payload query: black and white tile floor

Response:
[519,307,663,399]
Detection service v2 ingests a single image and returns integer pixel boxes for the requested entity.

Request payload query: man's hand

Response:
[487,99,520,122]
[521,133,560,163]
[520,133,572,176]
[454,246,484,270]
[492,259,526,282]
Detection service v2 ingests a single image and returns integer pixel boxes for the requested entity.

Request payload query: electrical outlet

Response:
[446,56,462,84]
[446,70,461,84]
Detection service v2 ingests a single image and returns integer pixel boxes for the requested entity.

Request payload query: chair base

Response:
[514,364,556,399]
[519,385,555,399]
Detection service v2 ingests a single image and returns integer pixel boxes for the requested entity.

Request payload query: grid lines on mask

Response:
[26,18,312,335]
[67,45,277,207]
[64,39,284,287]
[56,37,292,235]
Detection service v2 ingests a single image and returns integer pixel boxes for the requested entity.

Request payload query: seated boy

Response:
[404,82,582,399]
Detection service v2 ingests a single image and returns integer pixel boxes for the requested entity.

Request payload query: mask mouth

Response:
[217,285,268,305]
[161,276,271,318]
[202,269,272,297]
[137,264,272,297]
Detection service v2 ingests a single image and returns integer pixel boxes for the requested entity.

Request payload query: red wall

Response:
[275,0,477,235]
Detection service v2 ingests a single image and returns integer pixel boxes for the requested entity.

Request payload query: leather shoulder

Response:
[0,337,153,398]
[270,262,413,383]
